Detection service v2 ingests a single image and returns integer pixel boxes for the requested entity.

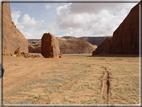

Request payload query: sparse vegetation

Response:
[3,54,139,104]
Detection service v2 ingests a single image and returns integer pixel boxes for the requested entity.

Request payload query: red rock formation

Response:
[111,3,139,54]
[41,33,61,58]
[28,40,41,53]
[93,2,139,55]
[92,37,112,55]
[3,2,28,53]
[28,45,41,53]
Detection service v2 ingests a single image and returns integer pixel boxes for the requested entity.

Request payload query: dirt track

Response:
[3,54,139,104]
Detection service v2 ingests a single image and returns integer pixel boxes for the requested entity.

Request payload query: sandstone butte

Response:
[41,33,62,58]
[3,2,28,53]
[92,2,139,55]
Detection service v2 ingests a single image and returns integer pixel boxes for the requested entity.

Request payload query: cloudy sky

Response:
[9,0,139,39]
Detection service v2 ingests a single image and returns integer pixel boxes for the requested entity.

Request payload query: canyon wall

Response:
[93,2,139,55]
[3,2,28,53]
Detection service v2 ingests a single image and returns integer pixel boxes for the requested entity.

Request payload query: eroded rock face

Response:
[41,33,61,58]
[3,2,28,53]
[92,37,112,55]
[111,3,139,54]
[93,3,139,55]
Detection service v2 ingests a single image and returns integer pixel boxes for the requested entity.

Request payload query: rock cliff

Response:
[92,37,112,55]
[3,2,28,53]
[93,2,139,55]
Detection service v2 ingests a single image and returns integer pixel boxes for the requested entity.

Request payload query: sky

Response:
[8,0,139,39]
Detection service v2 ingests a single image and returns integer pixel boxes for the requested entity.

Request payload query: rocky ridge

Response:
[79,37,107,45]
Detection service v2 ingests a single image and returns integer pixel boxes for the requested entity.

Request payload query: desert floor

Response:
[2,54,140,105]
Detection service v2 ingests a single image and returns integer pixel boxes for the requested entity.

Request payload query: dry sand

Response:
[2,54,139,105]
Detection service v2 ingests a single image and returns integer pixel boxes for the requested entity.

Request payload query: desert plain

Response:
[2,53,139,104]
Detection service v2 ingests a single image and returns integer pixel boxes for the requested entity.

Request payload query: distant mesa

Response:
[3,2,28,53]
[57,36,97,54]
[93,2,139,55]
[41,33,62,58]
[28,36,97,54]
[79,37,107,45]
[61,36,107,46]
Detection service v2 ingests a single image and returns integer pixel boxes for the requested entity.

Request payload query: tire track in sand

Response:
[99,66,111,104]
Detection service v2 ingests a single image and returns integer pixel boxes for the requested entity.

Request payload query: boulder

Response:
[41,33,61,58]
[14,47,20,54]
[92,2,139,55]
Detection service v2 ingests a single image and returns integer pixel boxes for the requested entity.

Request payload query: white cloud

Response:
[16,23,24,29]
[11,11,25,30]
[10,2,138,39]
[56,3,137,37]
[21,19,45,39]
[22,23,58,39]
[57,28,91,37]
[11,12,45,39]
[45,4,51,10]
[56,3,97,30]
[21,14,37,27]
[23,29,46,39]
[46,23,59,35]
[11,11,21,25]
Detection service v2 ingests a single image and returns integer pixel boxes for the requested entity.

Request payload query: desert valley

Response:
[1,0,141,106]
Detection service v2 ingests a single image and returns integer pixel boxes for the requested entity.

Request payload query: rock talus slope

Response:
[3,2,28,53]
[93,3,139,55]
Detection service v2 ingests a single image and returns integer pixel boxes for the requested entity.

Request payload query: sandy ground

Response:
[2,54,139,105]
